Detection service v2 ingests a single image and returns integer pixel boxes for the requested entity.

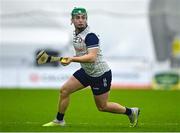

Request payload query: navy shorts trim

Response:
[73,68,112,95]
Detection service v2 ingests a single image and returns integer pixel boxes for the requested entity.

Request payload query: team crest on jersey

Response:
[73,36,83,43]
[73,36,85,52]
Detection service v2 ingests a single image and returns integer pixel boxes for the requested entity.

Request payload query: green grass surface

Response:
[0,88,180,132]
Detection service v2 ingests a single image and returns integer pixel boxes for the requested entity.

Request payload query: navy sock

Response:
[56,112,64,121]
[125,107,132,116]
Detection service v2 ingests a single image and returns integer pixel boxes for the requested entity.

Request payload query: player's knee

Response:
[60,88,69,97]
[97,105,107,112]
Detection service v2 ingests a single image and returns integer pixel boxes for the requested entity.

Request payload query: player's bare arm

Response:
[72,48,98,63]
[61,48,98,66]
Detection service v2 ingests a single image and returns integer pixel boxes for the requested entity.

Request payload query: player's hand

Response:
[60,57,72,66]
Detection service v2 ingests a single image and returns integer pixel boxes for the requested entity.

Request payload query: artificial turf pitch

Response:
[0,88,180,132]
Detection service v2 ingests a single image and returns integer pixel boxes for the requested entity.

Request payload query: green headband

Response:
[71,7,87,17]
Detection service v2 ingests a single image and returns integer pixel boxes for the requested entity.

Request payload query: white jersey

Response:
[73,26,110,77]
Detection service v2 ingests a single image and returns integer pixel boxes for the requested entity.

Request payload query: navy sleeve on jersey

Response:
[85,33,99,48]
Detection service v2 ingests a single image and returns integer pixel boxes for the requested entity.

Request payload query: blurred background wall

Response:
[0,0,179,89]
[149,0,180,67]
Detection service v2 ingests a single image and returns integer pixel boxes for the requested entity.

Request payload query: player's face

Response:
[72,14,87,29]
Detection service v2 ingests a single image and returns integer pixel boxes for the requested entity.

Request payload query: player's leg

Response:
[91,70,127,114]
[91,70,140,127]
[58,68,90,115]
[58,75,85,114]
[43,68,89,127]
[94,93,140,127]
[94,92,126,113]
[43,75,85,127]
